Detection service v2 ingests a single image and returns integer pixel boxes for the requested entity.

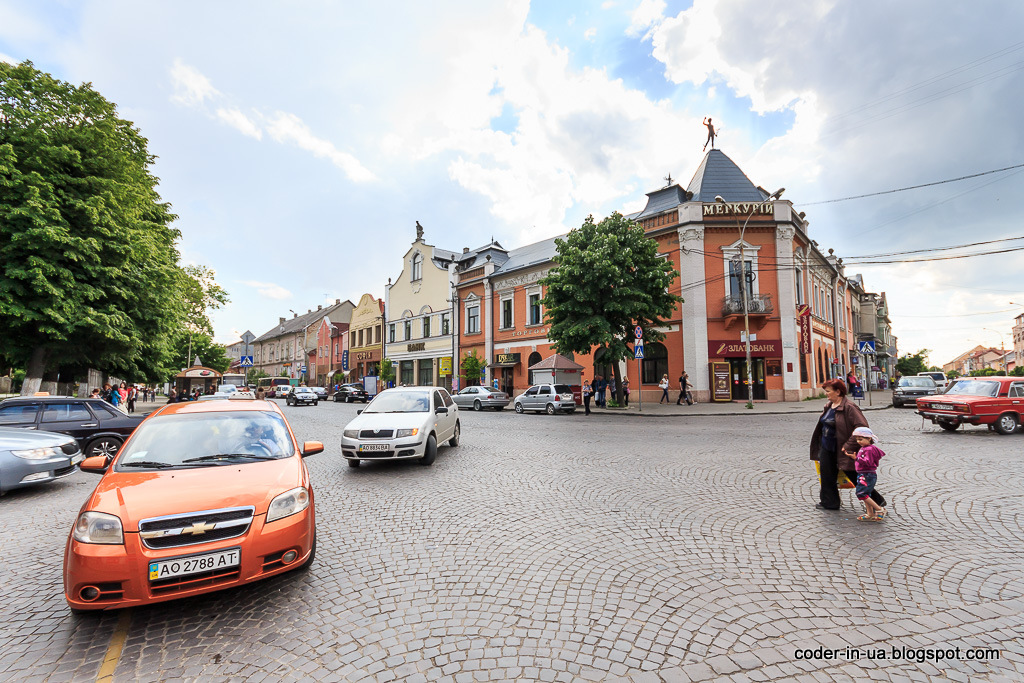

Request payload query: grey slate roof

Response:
[491,233,566,277]
[634,185,690,220]
[684,149,767,203]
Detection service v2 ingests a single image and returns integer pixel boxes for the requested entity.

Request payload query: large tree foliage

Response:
[896,349,931,377]
[541,212,682,400]
[0,61,210,391]
[169,333,231,377]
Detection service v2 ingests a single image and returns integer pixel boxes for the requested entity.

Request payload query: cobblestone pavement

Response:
[1,399,1021,682]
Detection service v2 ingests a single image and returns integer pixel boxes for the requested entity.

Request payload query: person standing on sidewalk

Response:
[582,380,593,416]
[126,386,137,413]
[622,379,630,407]
[595,375,606,408]
[809,378,886,511]
[659,374,670,403]
[676,371,693,405]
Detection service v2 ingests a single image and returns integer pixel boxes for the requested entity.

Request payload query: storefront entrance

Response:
[499,367,515,396]
[728,358,766,401]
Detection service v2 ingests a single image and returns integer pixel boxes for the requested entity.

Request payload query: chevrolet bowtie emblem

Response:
[182,521,216,536]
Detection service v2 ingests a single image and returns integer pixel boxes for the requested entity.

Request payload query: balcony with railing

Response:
[721,294,774,331]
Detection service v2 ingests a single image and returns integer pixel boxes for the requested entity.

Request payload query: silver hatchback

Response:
[452,386,510,411]
[513,384,577,415]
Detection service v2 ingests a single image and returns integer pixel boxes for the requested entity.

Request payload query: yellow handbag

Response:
[814,462,855,489]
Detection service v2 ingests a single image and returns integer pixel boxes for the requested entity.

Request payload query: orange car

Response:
[63,395,322,612]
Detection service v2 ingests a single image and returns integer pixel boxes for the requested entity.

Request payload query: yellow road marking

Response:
[96,609,132,682]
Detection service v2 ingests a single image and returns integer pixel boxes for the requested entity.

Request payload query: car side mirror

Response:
[356,409,362,415]
[300,441,324,457]
[435,406,448,414]
[79,455,109,474]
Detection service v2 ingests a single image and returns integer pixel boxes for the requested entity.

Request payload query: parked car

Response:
[285,387,318,406]
[332,383,369,403]
[308,387,328,401]
[452,386,510,411]
[916,371,949,392]
[513,384,577,414]
[892,376,938,407]
[341,387,459,467]
[216,384,238,395]
[916,377,1024,434]
[0,427,83,495]
[0,396,143,458]
[63,395,323,612]
[197,393,234,402]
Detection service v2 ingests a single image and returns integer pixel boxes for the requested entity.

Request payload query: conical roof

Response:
[685,149,767,203]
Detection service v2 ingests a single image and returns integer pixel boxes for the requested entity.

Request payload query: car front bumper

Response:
[0,452,83,494]
[64,506,314,611]
[340,436,426,461]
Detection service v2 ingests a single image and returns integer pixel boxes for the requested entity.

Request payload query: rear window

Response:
[945,380,999,397]
[554,385,572,395]
[918,373,945,382]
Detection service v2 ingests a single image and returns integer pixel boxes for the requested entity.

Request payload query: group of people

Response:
[581,376,630,415]
[90,383,151,413]
[658,372,693,405]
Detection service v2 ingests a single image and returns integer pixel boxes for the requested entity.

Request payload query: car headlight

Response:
[267,486,310,523]
[12,446,62,459]
[73,511,124,545]
[343,429,359,438]
[396,428,419,438]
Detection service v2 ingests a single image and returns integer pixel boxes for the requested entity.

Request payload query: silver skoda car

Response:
[341,387,460,467]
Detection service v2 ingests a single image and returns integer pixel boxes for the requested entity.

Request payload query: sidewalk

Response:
[586,390,893,417]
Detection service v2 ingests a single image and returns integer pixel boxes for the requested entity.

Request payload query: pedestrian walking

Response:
[255,386,266,401]
[595,375,607,408]
[608,376,616,403]
[676,371,693,405]
[850,427,886,521]
[167,387,178,403]
[582,380,592,416]
[658,374,670,403]
[127,386,137,413]
[622,379,630,407]
[809,378,887,511]
[108,384,122,411]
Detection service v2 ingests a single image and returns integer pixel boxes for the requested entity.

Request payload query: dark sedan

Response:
[333,384,368,403]
[892,376,938,407]
[0,396,144,458]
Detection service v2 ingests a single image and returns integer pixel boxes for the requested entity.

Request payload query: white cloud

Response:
[170,59,219,107]
[215,107,262,140]
[265,112,376,183]
[241,280,292,300]
[0,52,17,65]
[584,27,597,41]
[627,0,665,38]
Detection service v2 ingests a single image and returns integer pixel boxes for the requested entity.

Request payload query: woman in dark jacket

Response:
[810,378,887,510]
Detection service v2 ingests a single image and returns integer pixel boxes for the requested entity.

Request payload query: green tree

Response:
[896,349,931,377]
[168,333,230,378]
[540,212,682,402]
[0,61,189,392]
[460,349,485,386]
[379,357,395,385]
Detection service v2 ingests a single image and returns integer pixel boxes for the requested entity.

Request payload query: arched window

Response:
[528,352,542,385]
[641,342,668,384]
[411,253,423,281]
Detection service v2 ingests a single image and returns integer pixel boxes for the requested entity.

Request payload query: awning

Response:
[487,362,519,368]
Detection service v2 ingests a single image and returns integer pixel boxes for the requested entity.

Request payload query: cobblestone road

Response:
[1,400,1021,682]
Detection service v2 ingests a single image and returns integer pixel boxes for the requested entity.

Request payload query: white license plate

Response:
[931,404,955,410]
[358,443,389,452]
[149,548,240,581]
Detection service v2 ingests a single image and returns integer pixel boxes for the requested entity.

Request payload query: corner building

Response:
[456,150,883,402]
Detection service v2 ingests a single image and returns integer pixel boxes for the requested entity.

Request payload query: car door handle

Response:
[81,423,98,427]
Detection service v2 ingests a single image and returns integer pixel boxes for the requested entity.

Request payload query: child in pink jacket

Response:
[851,427,886,521]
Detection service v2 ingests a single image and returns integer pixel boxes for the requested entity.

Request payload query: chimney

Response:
[317,305,322,310]
[293,312,297,318]
[463,247,469,253]
[335,299,340,304]
[279,317,286,324]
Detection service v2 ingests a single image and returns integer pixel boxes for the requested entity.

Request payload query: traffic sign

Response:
[634,341,645,359]
[634,325,643,340]
[240,330,256,344]
[858,340,876,355]
[299,365,307,373]
[240,356,253,367]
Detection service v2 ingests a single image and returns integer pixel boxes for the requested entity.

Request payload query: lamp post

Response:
[715,188,785,409]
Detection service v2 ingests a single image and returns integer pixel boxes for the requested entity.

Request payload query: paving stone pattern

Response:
[0,401,1021,681]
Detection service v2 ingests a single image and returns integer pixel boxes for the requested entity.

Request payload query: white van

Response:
[917,372,948,392]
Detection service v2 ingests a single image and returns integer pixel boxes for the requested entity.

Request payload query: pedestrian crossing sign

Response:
[634,342,645,359]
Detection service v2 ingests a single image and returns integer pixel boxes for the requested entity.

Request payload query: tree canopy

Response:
[896,349,931,377]
[0,61,224,390]
[540,212,682,396]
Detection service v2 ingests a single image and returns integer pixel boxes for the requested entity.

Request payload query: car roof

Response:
[0,395,103,403]
[155,400,283,416]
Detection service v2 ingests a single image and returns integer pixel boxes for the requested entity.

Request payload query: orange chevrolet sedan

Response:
[63,395,322,612]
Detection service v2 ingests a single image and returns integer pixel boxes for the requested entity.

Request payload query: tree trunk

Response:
[611,351,623,405]
[21,346,48,396]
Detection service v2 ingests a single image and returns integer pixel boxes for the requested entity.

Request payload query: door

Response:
[537,385,552,411]
[522,386,539,410]
[0,403,41,429]
[729,359,767,401]
[39,401,96,444]
[433,390,453,440]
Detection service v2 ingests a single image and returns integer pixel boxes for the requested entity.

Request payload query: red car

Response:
[916,377,1024,434]
[63,396,323,612]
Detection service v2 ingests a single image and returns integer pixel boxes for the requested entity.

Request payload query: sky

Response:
[2,0,1023,368]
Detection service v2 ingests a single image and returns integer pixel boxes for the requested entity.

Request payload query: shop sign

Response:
[796,304,811,354]
[184,368,214,378]
[510,327,548,338]
[355,351,377,361]
[703,202,774,217]
[439,356,452,376]
[407,342,426,352]
[495,353,520,365]
[708,340,782,358]
[711,362,732,402]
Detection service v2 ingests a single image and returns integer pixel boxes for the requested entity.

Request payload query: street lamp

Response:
[715,188,785,409]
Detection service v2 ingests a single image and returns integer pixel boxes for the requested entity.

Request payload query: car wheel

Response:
[994,412,1020,435]
[514,402,524,414]
[473,399,482,411]
[347,459,360,468]
[299,532,316,570]
[86,436,121,459]
[494,406,504,411]
[419,435,437,465]
[938,418,961,432]
[449,421,460,447]
[313,400,318,406]
[545,403,556,415]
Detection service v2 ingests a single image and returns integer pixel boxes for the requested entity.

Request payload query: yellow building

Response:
[347,293,384,382]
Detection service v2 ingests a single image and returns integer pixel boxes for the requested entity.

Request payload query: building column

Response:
[678,224,709,401]
[484,279,494,387]
[775,225,800,400]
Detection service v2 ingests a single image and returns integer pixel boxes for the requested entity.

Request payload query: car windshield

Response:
[115,411,294,470]
[364,391,430,413]
[899,377,935,388]
[554,385,572,394]
[944,380,999,397]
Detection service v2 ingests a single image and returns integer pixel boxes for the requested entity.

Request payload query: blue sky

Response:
[2,0,1023,366]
